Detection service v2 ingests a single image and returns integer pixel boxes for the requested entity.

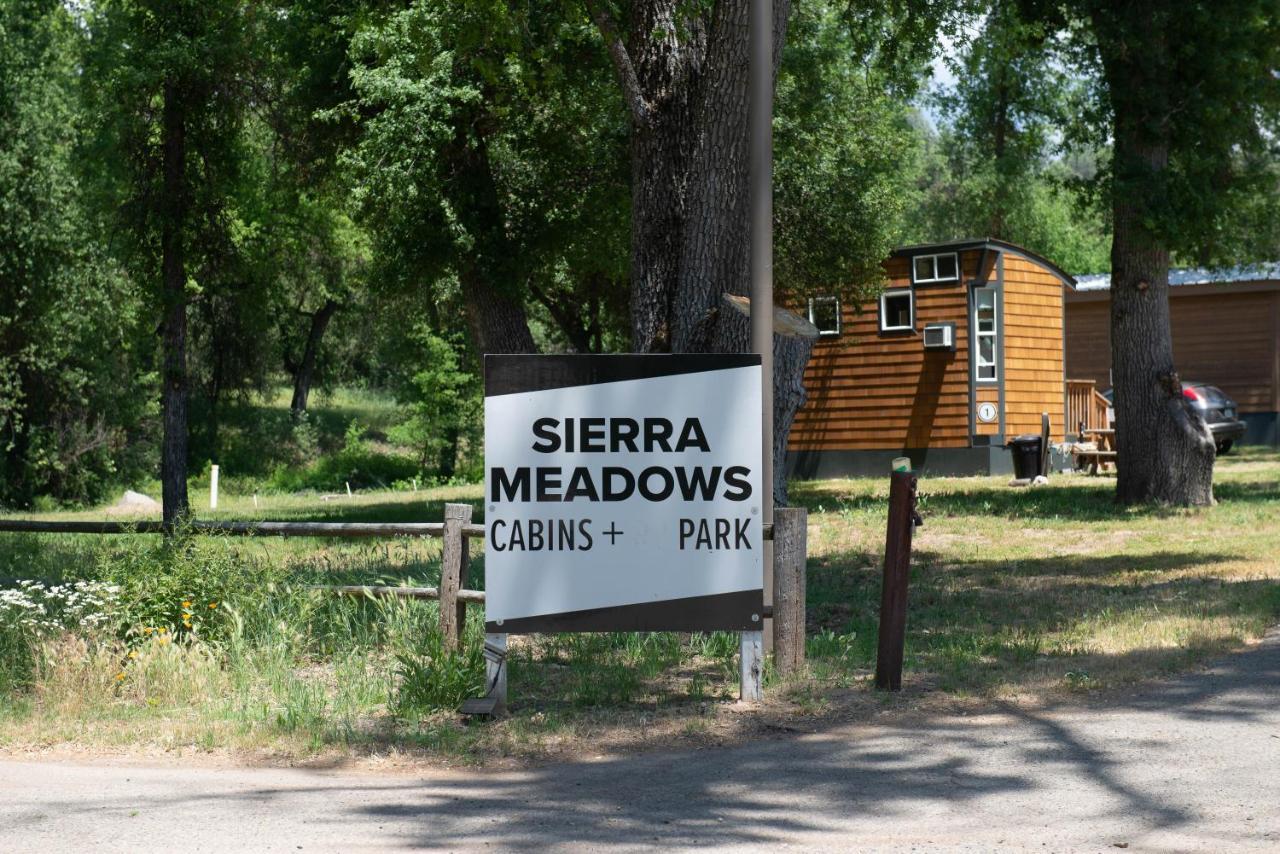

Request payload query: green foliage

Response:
[0,0,153,507]
[90,535,281,644]
[385,326,482,479]
[391,637,485,716]
[1047,0,1280,266]
[914,1,1111,273]
[338,0,630,354]
[270,419,420,492]
[774,2,927,302]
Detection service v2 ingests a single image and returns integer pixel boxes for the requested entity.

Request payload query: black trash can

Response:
[1007,434,1043,480]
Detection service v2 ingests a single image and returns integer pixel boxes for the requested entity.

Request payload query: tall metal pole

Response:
[749,0,774,653]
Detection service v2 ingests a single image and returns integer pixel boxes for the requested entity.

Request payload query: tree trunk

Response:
[290,298,339,416]
[1107,134,1215,505]
[597,0,808,499]
[160,80,189,529]
[447,104,538,356]
[1095,11,1215,506]
[438,425,459,480]
[461,271,537,354]
[712,295,816,506]
[625,0,702,353]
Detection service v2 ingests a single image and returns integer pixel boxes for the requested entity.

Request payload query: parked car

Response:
[1101,383,1246,454]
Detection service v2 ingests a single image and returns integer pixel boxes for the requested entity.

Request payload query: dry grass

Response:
[1,450,1278,767]
[794,446,1280,699]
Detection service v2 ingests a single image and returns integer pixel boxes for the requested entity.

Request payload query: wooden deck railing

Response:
[1067,379,1111,437]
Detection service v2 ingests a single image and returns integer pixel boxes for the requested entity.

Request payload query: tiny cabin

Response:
[787,239,1077,477]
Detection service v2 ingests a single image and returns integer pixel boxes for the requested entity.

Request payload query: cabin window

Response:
[912,252,960,284]
[974,287,998,381]
[807,296,841,337]
[879,289,914,333]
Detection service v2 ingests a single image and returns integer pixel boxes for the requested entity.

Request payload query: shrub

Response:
[91,534,284,644]
[391,626,485,715]
[270,419,420,492]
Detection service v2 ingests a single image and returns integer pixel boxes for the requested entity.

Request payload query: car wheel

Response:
[1216,440,1234,455]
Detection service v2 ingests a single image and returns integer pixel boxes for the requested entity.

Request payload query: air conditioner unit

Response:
[923,322,956,352]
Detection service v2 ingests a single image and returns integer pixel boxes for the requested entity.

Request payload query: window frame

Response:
[973,286,998,383]
[878,288,915,334]
[912,252,961,285]
[807,295,842,338]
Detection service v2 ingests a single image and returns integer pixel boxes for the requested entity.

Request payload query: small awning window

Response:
[913,252,960,284]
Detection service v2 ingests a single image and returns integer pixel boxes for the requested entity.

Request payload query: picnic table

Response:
[1073,428,1117,475]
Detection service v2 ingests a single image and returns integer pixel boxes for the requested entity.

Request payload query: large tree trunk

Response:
[712,295,817,505]
[623,0,701,353]
[595,0,806,501]
[461,272,537,354]
[290,298,339,416]
[160,80,190,529]
[1107,133,1215,505]
[448,103,538,356]
[1096,14,1215,506]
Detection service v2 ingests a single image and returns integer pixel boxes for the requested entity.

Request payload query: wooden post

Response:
[740,630,763,701]
[772,506,807,676]
[484,633,507,714]
[875,471,918,691]
[440,502,472,650]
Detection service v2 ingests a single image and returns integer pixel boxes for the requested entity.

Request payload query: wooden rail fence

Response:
[0,503,808,711]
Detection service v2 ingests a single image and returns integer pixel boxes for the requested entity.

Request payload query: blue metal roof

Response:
[1074,262,1280,292]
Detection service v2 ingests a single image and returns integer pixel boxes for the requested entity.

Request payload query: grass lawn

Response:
[794,445,1280,699]
[0,448,1277,765]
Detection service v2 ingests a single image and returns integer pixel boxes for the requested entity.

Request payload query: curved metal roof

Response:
[891,238,1078,287]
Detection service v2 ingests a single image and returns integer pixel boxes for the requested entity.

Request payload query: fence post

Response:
[440,502,472,651]
[484,633,508,714]
[875,471,918,691]
[772,506,807,676]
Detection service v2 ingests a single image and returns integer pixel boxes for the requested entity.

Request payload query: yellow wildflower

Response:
[182,600,191,608]
[208,602,218,609]
[115,672,125,681]
[143,627,154,635]
[127,651,137,659]
[159,627,167,635]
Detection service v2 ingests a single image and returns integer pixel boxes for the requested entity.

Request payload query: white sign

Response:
[977,402,998,423]
[484,355,764,633]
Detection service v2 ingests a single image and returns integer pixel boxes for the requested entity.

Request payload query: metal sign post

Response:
[745,0,773,699]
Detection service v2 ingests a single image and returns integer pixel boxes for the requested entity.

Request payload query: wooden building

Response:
[1065,265,1280,446]
[786,239,1077,477]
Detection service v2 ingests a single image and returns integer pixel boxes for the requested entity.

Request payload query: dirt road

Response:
[3,632,1278,852]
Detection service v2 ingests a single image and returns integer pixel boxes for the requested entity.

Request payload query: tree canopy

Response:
[1,0,1278,509]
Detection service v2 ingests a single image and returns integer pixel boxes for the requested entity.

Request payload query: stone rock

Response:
[118,490,160,509]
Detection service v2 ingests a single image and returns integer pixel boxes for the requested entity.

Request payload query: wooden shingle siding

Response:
[1001,255,1066,438]
[789,254,974,451]
[1065,287,1280,414]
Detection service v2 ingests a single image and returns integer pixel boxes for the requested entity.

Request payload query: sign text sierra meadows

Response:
[483,355,764,633]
